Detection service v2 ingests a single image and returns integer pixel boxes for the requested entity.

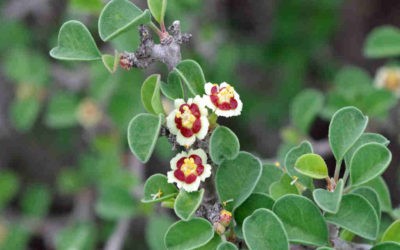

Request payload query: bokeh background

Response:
[0,0,399,249]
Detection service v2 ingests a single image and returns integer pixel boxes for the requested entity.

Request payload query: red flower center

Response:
[174,154,205,184]
[174,104,202,137]
[210,85,238,111]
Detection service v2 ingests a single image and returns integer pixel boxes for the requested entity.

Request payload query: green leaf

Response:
[334,66,371,89]
[350,142,391,186]
[294,153,328,179]
[215,152,262,210]
[98,0,151,41]
[127,113,163,163]
[209,126,240,164]
[162,71,184,100]
[50,20,101,60]
[57,168,84,194]
[164,218,214,250]
[146,215,174,250]
[273,195,329,246]
[10,97,40,132]
[269,174,299,200]
[174,60,206,97]
[243,208,289,250]
[95,185,136,220]
[70,0,103,13]
[217,242,238,250]
[234,193,274,227]
[194,234,222,250]
[174,189,204,221]
[351,187,381,219]
[313,179,344,214]
[141,74,164,115]
[325,194,379,240]
[101,51,119,73]
[381,220,400,243]
[56,222,96,250]
[329,106,368,162]
[0,225,30,250]
[284,141,314,189]
[142,174,178,203]
[361,176,392,212]
[372,242,400,250]
[148,0,167,24]
[45,92,79,128]
[344,133,389,167]
[253,163,283,194]
[20,185,51,218]
[0,171,19,210]
[364,26,400,58]
[291,89,324,134]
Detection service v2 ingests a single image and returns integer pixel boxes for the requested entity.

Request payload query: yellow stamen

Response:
[217,85,235,103]
[384,70,400,91]
[181,157,197,176]
[274,161,281,167]
[151,189,163,200]
[175,106,196,129]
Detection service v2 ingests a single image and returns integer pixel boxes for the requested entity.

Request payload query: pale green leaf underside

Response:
[313,179,344,214]
[148,0,167,24]
[174,189,204,221]
[142,174,178,203]
[174,60,206,97]
[294,153,328,179]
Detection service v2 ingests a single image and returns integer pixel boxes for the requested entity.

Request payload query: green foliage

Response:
[172,60,206,97]
[313,179,343,214]
[127,113,163,163]
[174,189,204,221]
[273,195,329,246]
[284,141,314,189]
[294,153,328,179]
[234,193,274,227]
[361,176,392,212]
[253,163,283,194]
[215,152,262,210]
[209,126,240,164]
[146,215,174,250]
[364,26,400,58]
[101,52,119,73]
[243,208,289,250]
[0,225,30,250]
[194,234,222,250]
[141,74,164,114]
[351,187,381,219]
[20,184,51,217]
[164,218,214,250]
[55,222,97,250]
[98,0,151,41]
[142,174,178,203]
[95,185,136,220]
[10,97,41,132]
[328,106,368,162]
[148,0,167,24]
[161,71,184,100]
[349,142,391,186]
[50,21,101,60]
[291,89,324,134]
[372,242,400,250]
[325,194,379,240]
[381,220,400,243]
[217,242,238,250]
[0,171,19,210]
[45,92,79,128]
[269,174,299,200]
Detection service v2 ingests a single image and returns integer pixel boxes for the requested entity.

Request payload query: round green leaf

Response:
[141,74,164,115]
[127,113,163,163]
[56,222,96,250]
[10,97,40,132]
[147,0,167,24]
[273,195,329,246]
[142,174,178,203]
[0,171,19,210]
[209,126,240,164]
[352,187,381,219]
[20,184,51,218]
[98,0,151,41]
[269,174,299,200]
[344,133,389,167]
[361,176,392,212]
[174,60,206,97]
[381,220,400,243]
[284,141,314,189]
[194,234,222,250]
[45,92,79,128]
[215,152,262,210]
[243,208,289,250]
[294,153,328,179]
[164,218,214,250]
[325,194,379,240]
[50,20,101,60]
[162,71,184,100]
[364,26,400,58]
[291,89,324,134]
[329,106,368,162]
[350,142,391,186]
[174,189,204,221]
[146,215,174,250]
[313,179,344,214]
[372,242,400,250]
[95,185,136,220]
[217,242,238,250]
[253,163,283,194]
[234,193,274,227]
[101,51,119,73]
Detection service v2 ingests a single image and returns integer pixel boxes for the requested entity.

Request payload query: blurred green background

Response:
[0,0,400,249]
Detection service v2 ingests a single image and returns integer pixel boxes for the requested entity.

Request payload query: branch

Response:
[119,21,192,71]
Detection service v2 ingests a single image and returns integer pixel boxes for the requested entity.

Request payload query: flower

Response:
[204,82,243,117]
[167,149,212,192]
[76,98,103,128]
[166,96,209,147]
[374,66,400,96]
[219,209,232,227]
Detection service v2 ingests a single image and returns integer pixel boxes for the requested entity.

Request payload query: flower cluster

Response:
[166,82,242,192]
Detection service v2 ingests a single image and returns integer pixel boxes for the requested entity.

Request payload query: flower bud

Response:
[219,209,232,227]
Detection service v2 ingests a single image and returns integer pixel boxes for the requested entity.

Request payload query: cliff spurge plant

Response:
[50,0,400,249]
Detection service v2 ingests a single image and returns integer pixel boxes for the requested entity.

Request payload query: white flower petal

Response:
[170,151,187,170]
[204,82,215,95]
[182,179,201,192]
[186,98,194,105]
[203,95,216,111]
[199,164,212,181]
[189,148,208,163]
[174,99,185,108]
[166,110,179,134]
[220,82,229,88]
[196,116,209,140]
[193,95,207,109]
[176,133,196,147]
